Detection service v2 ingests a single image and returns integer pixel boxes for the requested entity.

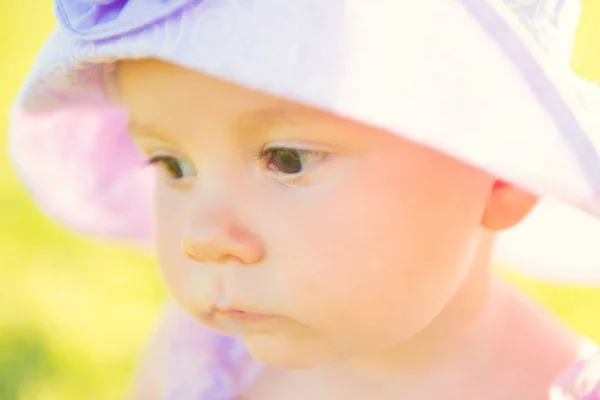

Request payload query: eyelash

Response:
[145,146,326,186]
[254,146,326,176]
[145,154,195,183]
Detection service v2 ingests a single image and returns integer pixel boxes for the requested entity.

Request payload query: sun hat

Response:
[8,0,600,283]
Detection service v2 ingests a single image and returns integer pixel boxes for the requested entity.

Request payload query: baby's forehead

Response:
[116,58,385,137]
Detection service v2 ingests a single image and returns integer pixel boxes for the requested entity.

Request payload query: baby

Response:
[120,58,593,400]
[9,0,600,398]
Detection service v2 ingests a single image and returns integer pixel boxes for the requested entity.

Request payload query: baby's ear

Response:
[481,180,538,231]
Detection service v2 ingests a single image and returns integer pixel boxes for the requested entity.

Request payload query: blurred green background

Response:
[1,3,166,399]
[1,1,600,399]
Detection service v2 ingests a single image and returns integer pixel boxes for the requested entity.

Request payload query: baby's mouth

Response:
[199,305,281,336]
[210,307,276,322]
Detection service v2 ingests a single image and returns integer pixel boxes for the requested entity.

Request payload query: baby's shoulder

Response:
[550,340,600,399]
[489,292,596,399]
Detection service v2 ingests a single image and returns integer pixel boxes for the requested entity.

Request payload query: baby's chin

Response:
[242,332,351,370]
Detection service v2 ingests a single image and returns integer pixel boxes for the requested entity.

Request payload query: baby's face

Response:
[118,59,496,369]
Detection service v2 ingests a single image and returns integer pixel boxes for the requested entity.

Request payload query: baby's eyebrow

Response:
[127,119,162,138]
[234,108,316,135]
[126,107,323,138]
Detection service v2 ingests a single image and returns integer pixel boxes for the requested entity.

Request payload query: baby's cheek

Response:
[281,228,409,333]
[283,257,419,359]
[154,189,195,302]
[276,192,450,343]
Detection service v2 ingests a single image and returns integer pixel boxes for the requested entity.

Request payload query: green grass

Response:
[1,1,600,399]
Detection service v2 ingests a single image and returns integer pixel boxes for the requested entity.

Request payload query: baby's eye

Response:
[146,153,196,182]
[259,147,326,175]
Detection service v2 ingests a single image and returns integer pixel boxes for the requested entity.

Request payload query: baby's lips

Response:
[55,0,193,41]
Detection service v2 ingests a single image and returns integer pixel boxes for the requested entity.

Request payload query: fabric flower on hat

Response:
[55,0,192,41]
[79,0,121,5]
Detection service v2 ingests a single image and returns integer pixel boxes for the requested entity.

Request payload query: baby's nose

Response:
[181,212,264,265]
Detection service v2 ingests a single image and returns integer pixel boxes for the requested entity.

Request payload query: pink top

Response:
[163,306,600,399]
